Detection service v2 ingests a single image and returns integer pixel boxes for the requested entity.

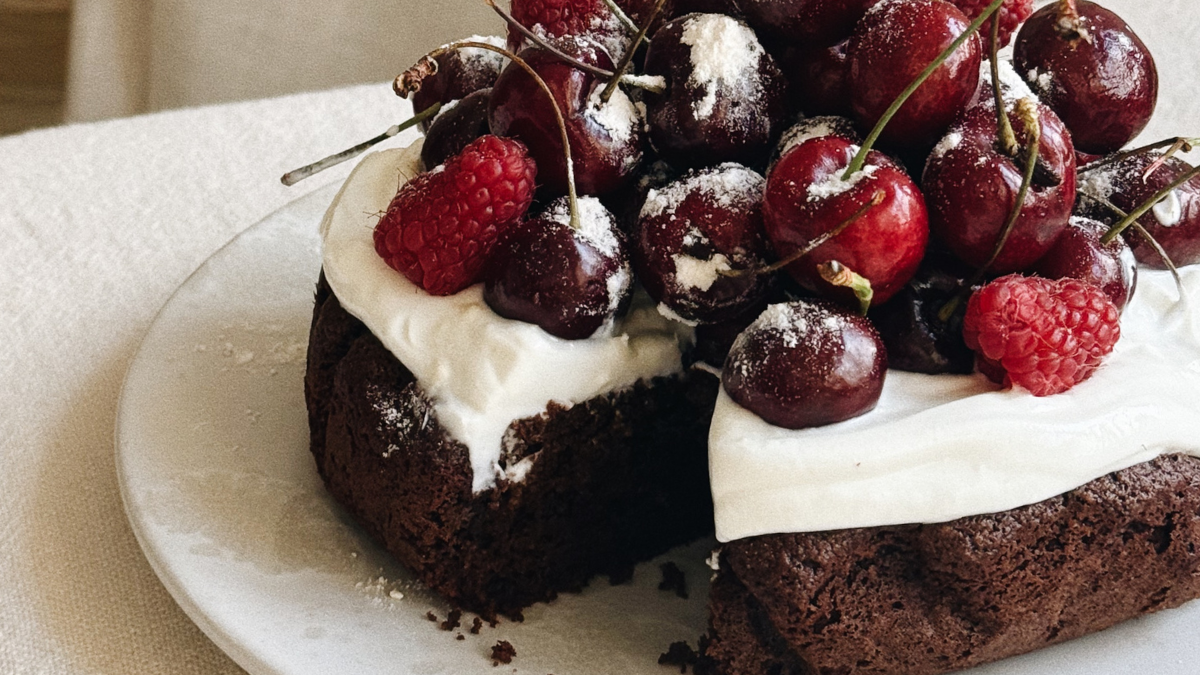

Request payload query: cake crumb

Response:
[659,562,689,599]
[425,611,438,623]
[659,641,699,673]
[456,634,465,641]
[470,617,484,634]
[441,608,463,631]
[490,640,516,666]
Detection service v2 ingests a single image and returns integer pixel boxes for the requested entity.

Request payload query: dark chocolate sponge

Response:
[699,454,1200,675]
[305,275,717,619]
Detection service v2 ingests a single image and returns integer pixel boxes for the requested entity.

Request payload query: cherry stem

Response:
[280,102,442,186]
[1078,191,1184,293]
[600,0,668,104]
[601,0,640,36]
[723,190,887,278]
[1054,0,1090,42]
[842,0,1004,179]
[484,0,664,94]
[396,41,581,229]
[1078,137,1200,175]
[818,261,874,315]
[1100,164,1200,246]
[989,12,1019,158]
[937,98,1041,323]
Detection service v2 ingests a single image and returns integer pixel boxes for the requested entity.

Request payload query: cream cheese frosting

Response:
[319,140,686,492]
[711,267,1200,542]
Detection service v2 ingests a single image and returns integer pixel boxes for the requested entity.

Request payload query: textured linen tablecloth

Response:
[2,2,1199,673]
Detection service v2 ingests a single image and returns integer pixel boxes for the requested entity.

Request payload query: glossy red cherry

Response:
[642,13,789,168]
[1077,153,1200,268]
[922,97,1077,274]
[484,197,632,339]
[868,262,976,374]
[413,37,507,131]
[421,89,493,169]
[489,38,646,197]
[763,136,929,306]
[739,0,877,45]
[1013,1,1158,155]
[1033,216,1136,311]
[634,164,776,324]
[846,0,982,151]
[769,115,861,169]
[722,300,887,429]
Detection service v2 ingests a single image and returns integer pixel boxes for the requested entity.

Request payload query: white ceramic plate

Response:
[117,185,1200,675]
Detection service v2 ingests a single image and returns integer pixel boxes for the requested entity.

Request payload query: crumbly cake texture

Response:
[305,276,717,619]
[697,453,1200,675]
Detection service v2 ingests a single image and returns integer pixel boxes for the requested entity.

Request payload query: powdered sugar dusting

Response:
[806,162,879,202]
[673,252,732,293]
[588,85,641,144]
[641,163,764,221]
[978,59,1038,109]
[932,131,964,159]
[776,116,857,160]
[455,35,507,71]
[545,196,621,257]
[680,14,765,119]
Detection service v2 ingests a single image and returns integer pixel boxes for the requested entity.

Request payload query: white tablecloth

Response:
[3,2,1199,672]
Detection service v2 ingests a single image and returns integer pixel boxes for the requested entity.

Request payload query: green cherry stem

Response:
[600,0,668,104]
[843,0,1004,179]
[1078,136,1200,175]
[280,101,442,186]
[1076,190,1183,291]
[396,41,581,230]
[1100,164,1200,245]
[601,0,640,36]
[989,12,1019,158]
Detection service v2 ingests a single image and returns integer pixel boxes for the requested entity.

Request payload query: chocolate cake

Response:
[698,453,1200,675]
[305,275,717,619]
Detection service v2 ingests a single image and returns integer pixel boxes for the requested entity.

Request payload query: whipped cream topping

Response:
[711,267,1200,542]
[320,141,686,492]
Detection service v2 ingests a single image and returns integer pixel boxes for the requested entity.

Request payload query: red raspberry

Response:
[508,0,625,55]
[373,135,537,296]
[962,275,1121,396]
[949,0,1033,48]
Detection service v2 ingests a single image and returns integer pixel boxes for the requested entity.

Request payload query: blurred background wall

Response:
[2,0,497,135]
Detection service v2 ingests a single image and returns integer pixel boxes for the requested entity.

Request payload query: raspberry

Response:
[508,0,626,56]
[373,135,537,296]
[949,0,1033,48]
[962,275,1121,396]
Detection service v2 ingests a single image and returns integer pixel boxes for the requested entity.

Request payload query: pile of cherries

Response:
[311,0,1200,429]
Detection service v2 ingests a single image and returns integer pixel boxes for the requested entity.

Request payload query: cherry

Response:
[769,115,861,169]
[739,0,876,45]
[634,163,777,324]
[602,158,681,236]
[786,39,853,117]
[722,300,887,429]
[412,36,507,131]
[846,0,982,151]
[1032,216,1136,311]
[922,96,1077,274]
[868,262,976,374]
[642,13,789,168]
[484,196,632,339]
[1013,0,1158,156]
[489,38,646,197]
[671,0,742,16]
[1077,152,1200,268]
[763,135,929,307]
[693,302,768,368]
[421,88,493,169]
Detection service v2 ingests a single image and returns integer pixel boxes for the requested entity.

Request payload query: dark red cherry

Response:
[671,0,742,17]
[1013,1,1158,155]
[739,0,877,45]
[787,39,852,117]
[846,0,982,151]
[601,158,681,236]
[769,115,861,169]
[1077,152,1200,268]
[634,164,776,324]
[694,302,768,368]
[421,89,493,169]
[484,197,632,339]
[413,37,507,131]
[722,300,887,429]
[922,97,1077,274]
[763,136,929,306]
[868,262,975,374]
[1033,216,1136,311]
[642,13,789,168]
[489,38,646,197]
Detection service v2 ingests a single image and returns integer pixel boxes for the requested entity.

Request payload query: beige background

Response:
[2,1,1200,675]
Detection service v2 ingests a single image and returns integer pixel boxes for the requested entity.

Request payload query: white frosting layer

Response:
[711,268,1200,542]
[320,141,685,492]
